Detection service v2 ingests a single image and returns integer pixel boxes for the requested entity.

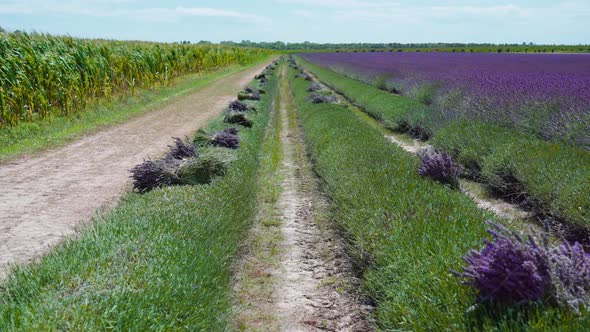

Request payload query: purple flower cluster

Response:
[460,222,550,304]
[306,93,339,104]
[551,242,590,311]
[228,100,249,112]
[303,52,590,147]
[165,137,198,160]
[417,150,462,188]
[458,221,590,311]
[212,128,240,149]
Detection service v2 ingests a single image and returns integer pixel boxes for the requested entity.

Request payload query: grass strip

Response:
[0,66,279,330]
[0,57,271,162]
[288,65,590,330]
[297,56,590,234]
[232,64,285,331]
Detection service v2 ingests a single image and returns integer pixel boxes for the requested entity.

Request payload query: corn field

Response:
[0,32,270,126]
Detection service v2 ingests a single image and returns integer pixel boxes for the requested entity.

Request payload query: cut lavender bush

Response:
[228,100,249,112]
[458,221,551,304]
[224,112,252,128]
[212,130,240,149]
[305,93,339,104]
[130,158,182,193]
[223,127,239,135]
[176,149,235,185]
[418,150,462,188]
[307,82,324,92]
[165,137,197,160]
[245,87,266,95]
[549,241,590,312]
[238,91,261,101]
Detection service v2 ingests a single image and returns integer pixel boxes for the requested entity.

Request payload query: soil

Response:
[0,62,271,278]
[273,67,372,331]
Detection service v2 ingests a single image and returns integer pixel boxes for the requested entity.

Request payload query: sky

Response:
[0,0,589,44]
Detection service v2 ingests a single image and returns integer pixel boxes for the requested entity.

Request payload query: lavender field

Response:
[303,52,590,148]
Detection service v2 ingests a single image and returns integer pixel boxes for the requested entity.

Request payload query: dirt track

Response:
[0,62,270,277]
[273,67,371,331]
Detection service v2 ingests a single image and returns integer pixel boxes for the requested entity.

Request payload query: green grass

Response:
[0,58,270,162]
[297,56,590,232]
[233,64,285,331]
[288,65,590,330]
[0,66,279,330]
[296,57,427,132]
[430,120,590,229]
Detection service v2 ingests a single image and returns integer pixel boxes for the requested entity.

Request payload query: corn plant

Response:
[0,32,269,126]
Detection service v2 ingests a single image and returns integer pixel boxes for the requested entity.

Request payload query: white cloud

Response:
[293,9,314,19]
[0,1,270,24]
[430,4,523,16]
[277,0,400,9]
[135,7,270,24]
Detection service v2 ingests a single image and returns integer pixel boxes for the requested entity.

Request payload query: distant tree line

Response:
[214,40,590,53]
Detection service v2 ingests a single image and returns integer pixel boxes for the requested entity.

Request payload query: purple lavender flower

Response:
[458,222,551,304]
[302,52,590,148]
[212,131,240,149]
[417,150,462,188]
[458,221,590,310]
[305,93,339,104]
[228,100,249,112]
[549,242,590,311]
[165,137,197,160]
[223,127,239,135]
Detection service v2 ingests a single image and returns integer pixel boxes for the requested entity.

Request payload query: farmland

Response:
[302,52,590,149]
[1,25,590,332]
[289,53,590,329]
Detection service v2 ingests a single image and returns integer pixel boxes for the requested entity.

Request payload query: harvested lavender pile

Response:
[130,64,271,192]
[226,113,252,127]
[165,136,197,160]
[131,131,241,192]
[417,149,462,188]
[257,61,278,85]
[130,137,196,192]
[238,87,261,101]
[305,93,339,104]
[307,82,325,92]
[130,158,183,193]
[224,102,253,127]
[211,128,240,149]
[228,100,249,112]
[456,221,590,312]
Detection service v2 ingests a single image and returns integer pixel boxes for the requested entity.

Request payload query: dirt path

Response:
[273,67,371,331]
[0,61,271,278]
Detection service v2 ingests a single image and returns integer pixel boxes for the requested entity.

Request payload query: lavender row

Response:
[302,52,590,148]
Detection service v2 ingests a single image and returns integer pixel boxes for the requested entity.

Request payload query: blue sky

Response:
[0,0,588,44]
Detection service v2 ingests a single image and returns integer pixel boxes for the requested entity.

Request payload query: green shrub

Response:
[224,112,253,128]
[192,129,212,147]
[481,141,590,228]
[177,148,237,185]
